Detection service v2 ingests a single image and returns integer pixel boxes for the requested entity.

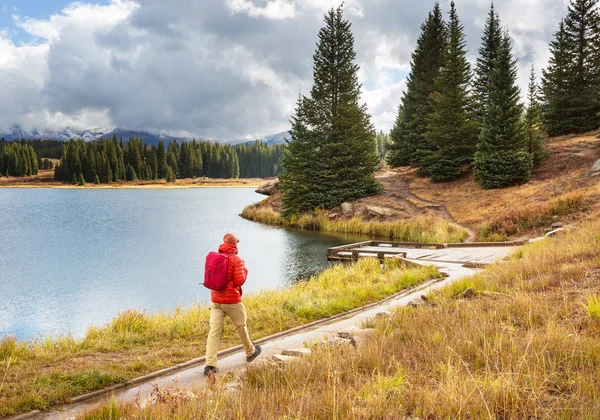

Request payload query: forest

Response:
[386,0,599,188]
[0,140,39,177]
[52,136,284,184]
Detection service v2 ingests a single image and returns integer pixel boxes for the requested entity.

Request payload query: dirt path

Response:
[366,169,477,242]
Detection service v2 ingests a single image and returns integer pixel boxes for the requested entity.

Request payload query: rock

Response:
[341,202,353,217]
[281,348,312,358]
[312,337,354,348]
[551,222,564,229]
[223,379,241,393]
[407,299,425,308]
[366,205,394,218]
[546,227,566,237]
[255,179,279,196]
[590,159,600,176]
[420,295,429,302]
[459,287,476,299]
[328,212,339,220]
[350,328,375,348]
[337,326,359,339]
[271,354,300,364]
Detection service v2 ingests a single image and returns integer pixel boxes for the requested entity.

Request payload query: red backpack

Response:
[203,252,231,291]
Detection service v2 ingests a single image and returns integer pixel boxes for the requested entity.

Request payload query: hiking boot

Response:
[246,343,262,363]
[203,365,218,376]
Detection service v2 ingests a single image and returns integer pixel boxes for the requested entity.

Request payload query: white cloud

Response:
[0,0,571,139]
[227,0,296,20]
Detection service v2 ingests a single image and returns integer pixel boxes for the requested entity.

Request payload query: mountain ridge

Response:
[0,126,289,146]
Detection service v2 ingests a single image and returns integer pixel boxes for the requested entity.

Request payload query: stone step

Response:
[281,347,312,357]
[271,354,301,364]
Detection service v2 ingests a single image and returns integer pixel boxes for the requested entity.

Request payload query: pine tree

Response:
[475,33,532,189]
[387,3,446,167]
[280,6,380,216]
[542,1,600,135]
[525,66,549,166]
[78,172,86,186]
[72,173,78,185]
[473,3,503,122]
[165,165,176,182]
[424,2,478,182]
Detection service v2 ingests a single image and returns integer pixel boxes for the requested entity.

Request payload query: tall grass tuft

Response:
[242,205,468,243]
[586,295,600,319]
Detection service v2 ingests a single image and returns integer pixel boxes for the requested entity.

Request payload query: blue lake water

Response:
[0,188,357,341]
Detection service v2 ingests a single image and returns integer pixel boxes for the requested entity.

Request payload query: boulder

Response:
[459,287,476,299]
[590,159,600,176]
[340,202,353,217]
[551,222,564,229]
[255,179,279,196]
[366,205,394,218]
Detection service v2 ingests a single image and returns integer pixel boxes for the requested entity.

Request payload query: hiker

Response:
[204,233,261,375]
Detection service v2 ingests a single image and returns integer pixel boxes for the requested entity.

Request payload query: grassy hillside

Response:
[410,132,600,240]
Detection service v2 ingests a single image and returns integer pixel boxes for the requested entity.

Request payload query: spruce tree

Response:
[475,33,532,189]
[542,1,600,135]
[387,3,446,167]
[280,6,380,216]
[77,172,86,186]
[72,173,78,185]
[473,4,503,122]
[424,1,478,182]
[165,165,176,182]
[525,66,549,166]
[541,21,572,136]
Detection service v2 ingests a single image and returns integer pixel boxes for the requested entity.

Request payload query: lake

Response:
[0,188,358,341]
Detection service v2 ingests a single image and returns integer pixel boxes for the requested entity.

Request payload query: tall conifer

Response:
[526,66,548,166]
[473,4,503,122]
[475,33,532,189]
[424,2,478,182]
[387,3,446,167]
[280,6,380,216]
[542,1,600,135]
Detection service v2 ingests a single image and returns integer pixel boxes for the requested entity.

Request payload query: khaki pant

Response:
[205,302,255,367]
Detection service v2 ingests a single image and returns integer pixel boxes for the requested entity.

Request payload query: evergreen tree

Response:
[165,165,176,182]
[473,4,503,122]
[280,6,380,216]
[78,172,86,186]
[525,66,549,166]
[542,0,600,135]
[424,2,478,182]
[72,173,78,185]
[475,33,533,189]
[387,3,446,167]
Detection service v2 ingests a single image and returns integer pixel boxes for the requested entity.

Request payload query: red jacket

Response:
[211,243,248,304]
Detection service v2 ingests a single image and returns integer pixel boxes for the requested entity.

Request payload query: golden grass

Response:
[241,206,468,243]
[81,218,600,419]
[0,259,439,417]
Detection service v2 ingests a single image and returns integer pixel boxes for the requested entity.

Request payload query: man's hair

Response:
[223,233,238,245]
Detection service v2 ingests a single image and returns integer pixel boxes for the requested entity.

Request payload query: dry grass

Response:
[0,260,438,417]
[241,206,468,244]
[81,218,600,419]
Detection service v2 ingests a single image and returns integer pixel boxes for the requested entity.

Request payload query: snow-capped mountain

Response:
[0,125,290,146]
[0,125,112,142]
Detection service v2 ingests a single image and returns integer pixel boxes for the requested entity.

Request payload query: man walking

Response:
[204,233,261,375]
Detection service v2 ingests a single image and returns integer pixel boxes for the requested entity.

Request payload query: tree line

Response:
[52,136,284,184]
[0,140,39,177]
[386,0,599,188]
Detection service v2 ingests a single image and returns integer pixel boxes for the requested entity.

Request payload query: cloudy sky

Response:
[0,0,571,140]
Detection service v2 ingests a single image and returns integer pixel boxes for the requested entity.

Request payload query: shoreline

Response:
[0,174,265,189]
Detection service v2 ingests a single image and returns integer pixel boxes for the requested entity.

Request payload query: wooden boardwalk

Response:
[328,240,525,266]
